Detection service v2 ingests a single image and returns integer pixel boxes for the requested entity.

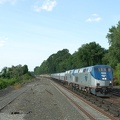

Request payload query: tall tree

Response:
[77,42,106,67]
[106,21,120,68]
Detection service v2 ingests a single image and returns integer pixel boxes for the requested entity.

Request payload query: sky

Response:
[0,0,120,71]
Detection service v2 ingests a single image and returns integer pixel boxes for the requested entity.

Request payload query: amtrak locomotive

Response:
[51,65,113,97]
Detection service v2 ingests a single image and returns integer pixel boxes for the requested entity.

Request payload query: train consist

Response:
[51,65,113,97]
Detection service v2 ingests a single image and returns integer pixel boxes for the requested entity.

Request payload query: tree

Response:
[47,49,71,73]
[114,63,120,85]
[106,21,120,68]
[1,67,8,78]
[34,49,71,74]
[0,64,30,79]
[34,66,40,75]
[77,42,106,67]
[22,65,28,74]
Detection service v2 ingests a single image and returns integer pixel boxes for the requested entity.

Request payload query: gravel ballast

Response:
[0,77,85,120]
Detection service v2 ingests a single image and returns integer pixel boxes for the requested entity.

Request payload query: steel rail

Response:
[51,80,117,120]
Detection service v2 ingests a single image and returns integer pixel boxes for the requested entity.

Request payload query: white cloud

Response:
[86,14,102,22]
[0,37,8,47]
[34,0,57,12]
[0,0,16,4]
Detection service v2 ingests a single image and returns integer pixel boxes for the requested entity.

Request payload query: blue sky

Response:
[0,0,120,71]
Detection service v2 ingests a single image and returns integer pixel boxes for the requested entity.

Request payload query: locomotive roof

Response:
[65,65,112,74]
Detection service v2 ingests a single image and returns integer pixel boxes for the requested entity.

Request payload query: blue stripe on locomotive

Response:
[90,65,113,81]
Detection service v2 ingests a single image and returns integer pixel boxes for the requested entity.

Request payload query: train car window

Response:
[83,69,86,72]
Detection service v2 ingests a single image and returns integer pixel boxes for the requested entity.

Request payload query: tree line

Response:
[34,43,106,74]
[0,64,33,89]
[34,21,120,85]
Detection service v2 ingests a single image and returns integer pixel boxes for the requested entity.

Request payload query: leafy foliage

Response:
[0,78,16,89]
[103,21,120,85]
[34,49,71,74]
[114,63,120,85]
[34,42,106,75]
[0,64,33,89]
[106,21,120,68]
[77,42,107,67]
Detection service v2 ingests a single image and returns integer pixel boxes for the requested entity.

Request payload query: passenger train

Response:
[51,65,113,97]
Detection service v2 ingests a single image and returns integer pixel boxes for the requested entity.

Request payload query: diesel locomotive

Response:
[51,65,113,97]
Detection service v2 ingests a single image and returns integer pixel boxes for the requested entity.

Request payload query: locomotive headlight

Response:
[110,81,112,83]
[102,77,107,80]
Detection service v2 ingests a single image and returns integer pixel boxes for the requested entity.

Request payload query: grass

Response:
[13,83,23,89]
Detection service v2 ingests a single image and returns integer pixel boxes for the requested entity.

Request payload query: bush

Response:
[22,73,32,81]
[0,80,7,89]
[0,78,17,90]
[0,65,34,90]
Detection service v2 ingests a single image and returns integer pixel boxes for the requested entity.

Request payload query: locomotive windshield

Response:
[94,68,111,72]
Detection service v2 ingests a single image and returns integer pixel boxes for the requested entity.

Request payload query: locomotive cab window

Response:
[94,67,111,72]
[94,68,101,71]
[106,68,111,72]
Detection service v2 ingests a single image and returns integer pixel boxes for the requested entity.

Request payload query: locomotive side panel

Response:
[59,72,65,81]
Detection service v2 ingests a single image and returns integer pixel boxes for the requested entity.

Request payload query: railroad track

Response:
[112,88,120,97]
[50,79,117,120]
[72,87,120,118]
[51,78,120,119]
